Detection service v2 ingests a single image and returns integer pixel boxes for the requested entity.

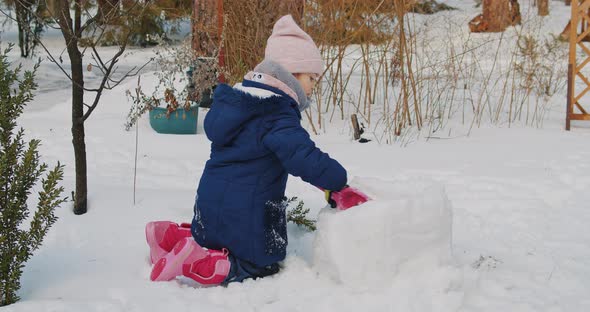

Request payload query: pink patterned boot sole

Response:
[182,253,231,285]
[150,237,208,282]
[145,221,192,264]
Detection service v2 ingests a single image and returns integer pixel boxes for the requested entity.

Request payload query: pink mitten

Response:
[326,186,370,210]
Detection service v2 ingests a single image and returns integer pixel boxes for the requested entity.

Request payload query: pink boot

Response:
[145,221,192,264]
[150,237,230,285]
[182,248,231,285]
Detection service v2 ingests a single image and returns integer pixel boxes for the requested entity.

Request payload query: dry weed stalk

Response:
[189,1,565,142]
[303,1,567,142]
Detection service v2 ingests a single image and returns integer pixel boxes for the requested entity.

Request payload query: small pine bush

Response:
[0,44,67,306]
[286,197,316,232]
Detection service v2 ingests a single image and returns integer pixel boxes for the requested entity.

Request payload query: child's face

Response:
[294,73,318,98]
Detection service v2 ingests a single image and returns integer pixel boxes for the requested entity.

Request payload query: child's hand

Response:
[324,188,338,208]
[324,186,370,210]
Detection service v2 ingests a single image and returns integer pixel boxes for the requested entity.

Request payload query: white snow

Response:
[313,177,453,287]
[1,0,590,311]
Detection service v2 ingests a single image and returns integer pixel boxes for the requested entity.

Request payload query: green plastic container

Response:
[149,106,198,134]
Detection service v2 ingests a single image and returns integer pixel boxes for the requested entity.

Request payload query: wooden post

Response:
[565,0,578,131]
[567,0,578,130]
[566,0,590,130]
[469,0,520,32]
[567,64,573,130]
[539,0,549,16]
[484,0,511,31]
[351,114,360,140]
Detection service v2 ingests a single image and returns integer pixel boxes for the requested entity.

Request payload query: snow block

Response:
[312,177,453,286]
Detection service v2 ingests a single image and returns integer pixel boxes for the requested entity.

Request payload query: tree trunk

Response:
[484,0,511,32]
[72,1,87,215]
[56,0,88,215]
[71,56,88,215]
[565,0,571,6]
[538,0,549,16]
[15,0,33,58]
[17,15,28,57]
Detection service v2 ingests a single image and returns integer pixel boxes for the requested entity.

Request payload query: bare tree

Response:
[1,0,152,214]
[0,0,48,57]
[56,0,153,214]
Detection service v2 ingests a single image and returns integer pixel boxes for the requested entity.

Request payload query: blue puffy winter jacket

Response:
[192,80,347,267]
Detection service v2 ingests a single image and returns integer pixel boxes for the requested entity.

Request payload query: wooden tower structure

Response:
[567,0,590,130]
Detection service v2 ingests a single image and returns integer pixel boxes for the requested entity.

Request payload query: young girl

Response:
[146,15,349,286]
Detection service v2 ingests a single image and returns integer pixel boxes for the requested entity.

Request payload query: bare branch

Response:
[77,13,101,38]
[36,40,74,81]
[91,44,108,71]
[0,2,84,90]
[90,55,107,75]
[82,45,127,121]
[0,7,18,23]
[3,0,154,123]
[81,8,107,56]
[104,59,153,90]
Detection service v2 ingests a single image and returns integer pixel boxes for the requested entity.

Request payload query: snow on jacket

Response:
[191,79,347,267]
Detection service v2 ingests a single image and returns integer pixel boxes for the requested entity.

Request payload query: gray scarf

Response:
[252,60,310,112]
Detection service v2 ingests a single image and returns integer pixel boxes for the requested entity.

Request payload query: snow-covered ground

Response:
[2,1,590,311]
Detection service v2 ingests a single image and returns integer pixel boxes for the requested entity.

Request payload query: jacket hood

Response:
[204,83,294,146]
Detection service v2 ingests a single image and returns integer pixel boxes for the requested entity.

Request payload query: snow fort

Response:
[313,177,454,286]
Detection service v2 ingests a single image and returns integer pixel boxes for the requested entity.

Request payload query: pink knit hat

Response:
[264,15,324,75]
